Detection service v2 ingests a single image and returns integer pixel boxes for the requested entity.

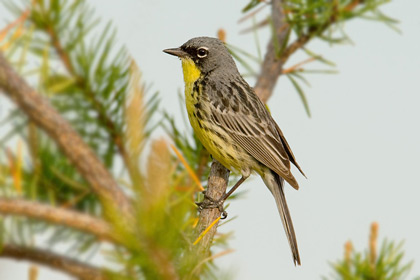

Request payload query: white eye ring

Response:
[197,47,208,58]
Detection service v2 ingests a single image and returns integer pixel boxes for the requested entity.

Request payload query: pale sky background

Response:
[1,0,420,279]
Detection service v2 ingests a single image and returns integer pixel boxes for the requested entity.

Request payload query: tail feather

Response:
[264,171,301,265]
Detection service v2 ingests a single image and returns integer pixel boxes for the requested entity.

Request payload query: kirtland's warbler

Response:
[164,37,305,265]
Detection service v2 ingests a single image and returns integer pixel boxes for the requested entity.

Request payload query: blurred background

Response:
[0,0,419,279]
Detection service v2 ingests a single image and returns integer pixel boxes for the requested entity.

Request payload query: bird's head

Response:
[164,37,237,83]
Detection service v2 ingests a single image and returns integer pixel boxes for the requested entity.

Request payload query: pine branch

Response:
[0,52,132,221]
[255,0,363,102]
[44,24,131,169]
[324,222,415,279]
[0,198,115,242]
[0,244,107,280]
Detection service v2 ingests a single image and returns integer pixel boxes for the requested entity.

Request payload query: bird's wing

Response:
[208,82,301,189]
[272,121,306,177]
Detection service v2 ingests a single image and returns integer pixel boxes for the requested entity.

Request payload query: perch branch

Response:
[0,244,107,280]
[193,160,230,258]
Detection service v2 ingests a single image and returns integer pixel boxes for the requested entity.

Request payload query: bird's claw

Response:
[196,192,228,219]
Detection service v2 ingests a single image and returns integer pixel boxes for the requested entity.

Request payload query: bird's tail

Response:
[263,171,301,265]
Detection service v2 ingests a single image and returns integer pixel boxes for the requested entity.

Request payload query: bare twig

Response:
[0,198,115,242]
[0,244,107,280]
[0,53,132,220]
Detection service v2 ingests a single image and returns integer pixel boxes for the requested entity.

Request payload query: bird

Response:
[163,37,305,265]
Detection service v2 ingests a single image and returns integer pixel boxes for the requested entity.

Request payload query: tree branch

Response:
[254,0,290,102]
[255,0,362,101]
[0,52,132,220]
[0,244,107,280]
[0,198,115,243]
[193,160,230,257]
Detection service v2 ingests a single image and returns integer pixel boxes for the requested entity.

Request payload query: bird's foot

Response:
[196,191,228,219]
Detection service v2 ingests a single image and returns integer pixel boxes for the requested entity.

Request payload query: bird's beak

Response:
[163,47,188,58]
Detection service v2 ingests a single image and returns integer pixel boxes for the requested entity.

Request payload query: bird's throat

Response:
[181,58,201,85]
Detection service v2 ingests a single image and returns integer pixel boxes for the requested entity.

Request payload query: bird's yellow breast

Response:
[181,57,201,120]
[181,58,202,139]
[181,58,207,144]
[180,58,256,173]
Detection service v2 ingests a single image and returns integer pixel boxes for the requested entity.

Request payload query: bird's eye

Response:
[197,47,208,58]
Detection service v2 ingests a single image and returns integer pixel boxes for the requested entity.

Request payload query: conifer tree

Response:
[0,1,412,279]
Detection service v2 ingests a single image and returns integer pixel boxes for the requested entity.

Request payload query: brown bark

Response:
[0,245,107,280]
[193,160,230,257]
[254,0,290,102]
[0,198,115,242]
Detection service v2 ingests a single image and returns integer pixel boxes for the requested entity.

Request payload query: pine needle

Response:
[192,217,199,228]
[193,216,221,245]
[6,141,23,194]
[190,248,234,276]
[170,144,204,192]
